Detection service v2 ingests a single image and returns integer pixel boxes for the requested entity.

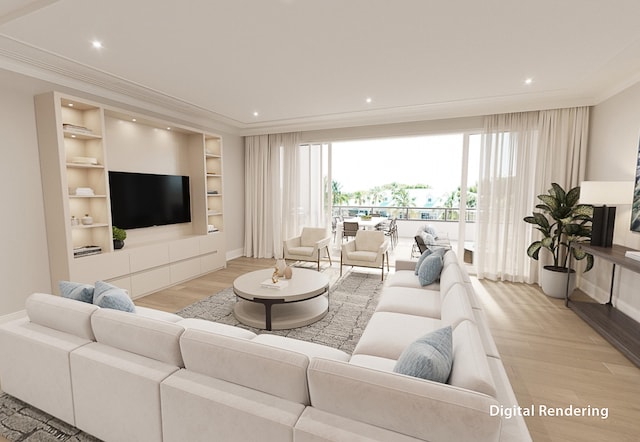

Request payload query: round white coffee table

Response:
[233,268,330,330]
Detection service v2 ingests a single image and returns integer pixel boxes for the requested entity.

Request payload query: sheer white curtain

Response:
[476,107,589,283]
[244,132,301,258]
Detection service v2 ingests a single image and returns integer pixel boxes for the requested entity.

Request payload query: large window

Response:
[330,134,478,221]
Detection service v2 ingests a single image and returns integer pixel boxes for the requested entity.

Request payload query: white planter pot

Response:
[540,266,576,299]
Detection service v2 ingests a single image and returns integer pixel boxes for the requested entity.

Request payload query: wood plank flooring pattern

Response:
[134,246,640,442]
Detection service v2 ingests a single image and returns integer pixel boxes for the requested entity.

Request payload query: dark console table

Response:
[566,243,640,367]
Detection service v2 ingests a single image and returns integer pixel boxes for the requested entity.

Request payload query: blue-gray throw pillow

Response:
[93,281,135,312]
[417,250,444,286]
[393,326,453,383]
[414,249,433,275]
[59,280,94,303]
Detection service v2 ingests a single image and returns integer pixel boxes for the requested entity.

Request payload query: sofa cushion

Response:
[180,328,312,404]
[59,281,94,303]
[307,358,501,442]
[348,354,397,372]
[353,312,441,360]
[440,285,476,328]
[417,253,444,286]
[251,334,349,361]
[393,326,452,383]
[93,281,135,312]
[91,308,185,367]
[386,270,441,291]
[135,306,183,322]
[449,320,497,398]
[177,318,257,339]
[26,292,99,340]
[375,286,440,317]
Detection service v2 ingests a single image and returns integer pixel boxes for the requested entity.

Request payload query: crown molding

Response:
[0,34,241,135]
[0,34,608,138]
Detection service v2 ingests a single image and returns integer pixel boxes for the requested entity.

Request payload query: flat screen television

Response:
[108,171,191,230]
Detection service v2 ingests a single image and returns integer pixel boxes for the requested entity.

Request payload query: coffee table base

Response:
[233,295,328,330]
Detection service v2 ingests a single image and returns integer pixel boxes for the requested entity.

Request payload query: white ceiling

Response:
[2,0,640,134]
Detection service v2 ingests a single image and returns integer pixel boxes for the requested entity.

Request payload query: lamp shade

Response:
[579,181,634,205]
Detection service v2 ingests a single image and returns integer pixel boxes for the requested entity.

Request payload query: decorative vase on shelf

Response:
[275,258,287,277]
[81,214,93,225]
[113,239,125,250]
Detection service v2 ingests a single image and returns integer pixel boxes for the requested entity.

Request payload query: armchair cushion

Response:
[287,246,315,257]
[354,230,385,252]
[300,227,330,247]
[346,250,378,263]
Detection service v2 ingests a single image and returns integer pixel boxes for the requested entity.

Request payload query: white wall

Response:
[583,80,640,321]
[0,68,245,317]
[0,70,52,317]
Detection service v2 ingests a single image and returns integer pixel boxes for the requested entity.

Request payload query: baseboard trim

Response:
[226,248,244,261]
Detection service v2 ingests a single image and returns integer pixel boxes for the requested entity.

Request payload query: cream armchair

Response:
[340,230,390,280]
[283,227,332,271]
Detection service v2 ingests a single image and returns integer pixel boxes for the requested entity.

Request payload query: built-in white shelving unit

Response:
[35,91,226,298]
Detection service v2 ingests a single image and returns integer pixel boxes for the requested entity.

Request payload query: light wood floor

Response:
[136,241,640,442]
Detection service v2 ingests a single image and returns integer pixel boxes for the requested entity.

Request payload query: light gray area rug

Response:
[0,271,382,441]
[0,393,100,442]
[177,270,384,353]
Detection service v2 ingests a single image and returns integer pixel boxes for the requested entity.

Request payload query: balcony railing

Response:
[332,206,476,222]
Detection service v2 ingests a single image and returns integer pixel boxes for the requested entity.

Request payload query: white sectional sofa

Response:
[0,250,531,442]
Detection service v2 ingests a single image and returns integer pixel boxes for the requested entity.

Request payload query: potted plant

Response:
[523,183,593,298]
[112,226,127,250]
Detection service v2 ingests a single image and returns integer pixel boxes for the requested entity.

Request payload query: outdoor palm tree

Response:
[331,180,350,205]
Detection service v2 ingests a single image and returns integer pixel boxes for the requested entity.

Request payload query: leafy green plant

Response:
[523,183,594,272]
[112,226,127,241]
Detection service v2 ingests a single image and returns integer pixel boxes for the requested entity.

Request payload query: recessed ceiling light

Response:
[131,118,136,122]
[253,111,259,117]
[365,97,372,103]
[524,78,533,85]
[92,40,103,49]
[166,127,171,130]
[68,103,74,107]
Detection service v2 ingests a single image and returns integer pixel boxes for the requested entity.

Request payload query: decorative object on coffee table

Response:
[233,267,330,331]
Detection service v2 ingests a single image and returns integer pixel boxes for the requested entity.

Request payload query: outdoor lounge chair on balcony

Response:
[340,230,390,280]
[283,227,332,271]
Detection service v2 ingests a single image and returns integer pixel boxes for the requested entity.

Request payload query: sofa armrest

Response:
[394,260,417,272]
[307,358,501,442]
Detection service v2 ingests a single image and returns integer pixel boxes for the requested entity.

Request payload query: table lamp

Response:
[580,181,634,247]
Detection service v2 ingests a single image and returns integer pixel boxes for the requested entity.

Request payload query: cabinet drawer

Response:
[130,266,171,297]
[170,258,201,284]
[129,244,170,273]
[169,237,200,262]
[71,251,130,283]
[200,232,225,255]
[106,276,132,295]
[201,250,225,273]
